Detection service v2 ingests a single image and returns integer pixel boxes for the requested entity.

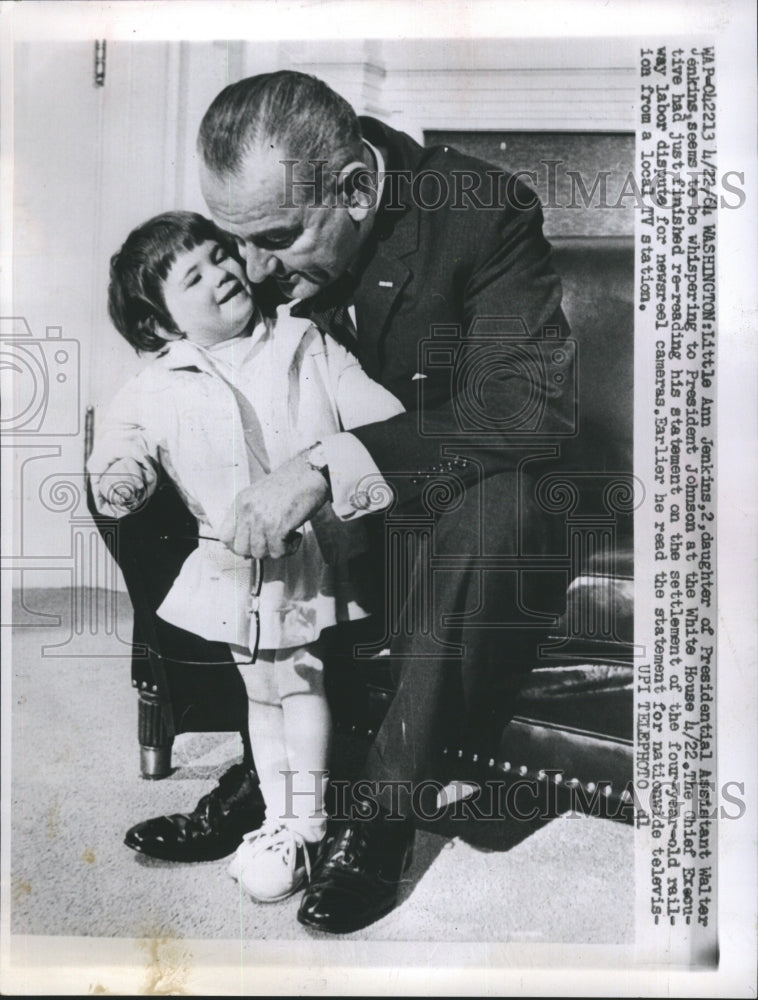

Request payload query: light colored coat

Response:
[88,312,404,651]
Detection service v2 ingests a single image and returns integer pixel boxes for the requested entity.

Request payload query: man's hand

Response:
[219,453,329,558]
[93,457,157,515]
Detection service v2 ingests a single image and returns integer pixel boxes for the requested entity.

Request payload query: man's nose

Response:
[241,244,280,283]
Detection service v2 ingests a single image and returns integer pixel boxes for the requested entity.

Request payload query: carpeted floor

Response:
[8,588,633,947]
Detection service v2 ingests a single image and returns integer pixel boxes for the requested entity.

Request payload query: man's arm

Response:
[218,331,406,557]
[350,195,574,508]
[218,455,328,558]
[219,191,571,555]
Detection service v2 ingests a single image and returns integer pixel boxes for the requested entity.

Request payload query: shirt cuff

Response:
[320,432,394,519]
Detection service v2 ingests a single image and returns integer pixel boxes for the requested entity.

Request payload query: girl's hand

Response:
[93,457,157,515]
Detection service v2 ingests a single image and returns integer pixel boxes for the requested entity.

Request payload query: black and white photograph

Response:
[1,1,755,995]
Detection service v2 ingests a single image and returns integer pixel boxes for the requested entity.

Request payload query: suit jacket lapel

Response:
[294,117,424,373]
[353,253,410,373]
[354,169,421,372]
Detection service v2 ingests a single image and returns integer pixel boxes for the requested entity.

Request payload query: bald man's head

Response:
[198,72,377,300]
[198,70,364,182]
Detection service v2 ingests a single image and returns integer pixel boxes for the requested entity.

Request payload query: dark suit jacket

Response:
[339,117,575,507]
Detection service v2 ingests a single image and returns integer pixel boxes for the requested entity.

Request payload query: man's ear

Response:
[335,160,377,221]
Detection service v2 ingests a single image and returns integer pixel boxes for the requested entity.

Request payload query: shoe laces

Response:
[194,764,254,827]
[327,816,412,880]
[329,817,391,872]
[239,822,315,880]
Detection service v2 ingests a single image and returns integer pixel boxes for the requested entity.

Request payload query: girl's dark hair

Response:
[108,211,235,353]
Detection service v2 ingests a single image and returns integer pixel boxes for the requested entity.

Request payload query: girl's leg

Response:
[230,643,331,903]
[275,641,331,843]
[236,653,289,826]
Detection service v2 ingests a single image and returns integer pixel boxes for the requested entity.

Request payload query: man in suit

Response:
[127,70,573,932]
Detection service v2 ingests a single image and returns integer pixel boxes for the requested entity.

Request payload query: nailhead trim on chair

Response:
[438,744,627,808]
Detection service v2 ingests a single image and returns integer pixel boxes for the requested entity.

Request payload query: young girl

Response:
[88,211,403,902]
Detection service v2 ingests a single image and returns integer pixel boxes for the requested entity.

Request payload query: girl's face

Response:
[161,240,255,348]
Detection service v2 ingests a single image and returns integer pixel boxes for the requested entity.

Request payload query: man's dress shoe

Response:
[124,763,265,862]
[297,810,414,933]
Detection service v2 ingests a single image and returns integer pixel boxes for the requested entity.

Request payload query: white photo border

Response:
[1,1,755,995]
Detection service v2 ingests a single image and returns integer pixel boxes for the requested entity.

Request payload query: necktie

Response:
[312,303,357,346]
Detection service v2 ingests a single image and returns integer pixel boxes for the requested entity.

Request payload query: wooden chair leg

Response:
[137,688,173,779]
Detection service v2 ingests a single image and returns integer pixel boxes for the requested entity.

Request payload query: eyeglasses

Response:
[248,555,263,661]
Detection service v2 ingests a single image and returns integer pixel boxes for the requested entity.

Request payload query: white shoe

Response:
[228,821,319,903]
